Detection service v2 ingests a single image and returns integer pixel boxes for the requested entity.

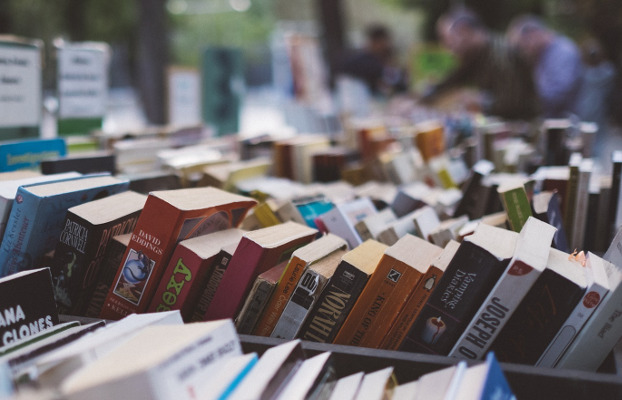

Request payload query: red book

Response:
[203,221,317,321]
[146,228,245,321]
[99,187,256,320]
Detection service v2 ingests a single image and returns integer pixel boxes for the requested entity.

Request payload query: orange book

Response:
[252,234,347,337]
[414,121,445,162]
[379,240,460,350]
[333,235,443,348]
[99,187,256,320]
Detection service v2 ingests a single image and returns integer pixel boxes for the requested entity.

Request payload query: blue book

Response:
[0,139,67,172]
[454,352,516,400]
[0,174,128,276]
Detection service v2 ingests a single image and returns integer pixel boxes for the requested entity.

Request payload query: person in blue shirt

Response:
[507,16,584,118]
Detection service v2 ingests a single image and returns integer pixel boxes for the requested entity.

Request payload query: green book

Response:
[498,182,532,232]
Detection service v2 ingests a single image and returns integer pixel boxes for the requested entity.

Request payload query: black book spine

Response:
[84,238,128,318]
[399,242,510,355]
[453,172,485,219]
[298,260,370,343]
[608,159,622,244]
[490,269,585,365]
[190,249,233,322]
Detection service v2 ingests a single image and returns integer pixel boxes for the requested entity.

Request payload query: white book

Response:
[414,362,467,400]
[376,213,416,246]
[0,172,81,238]
[570,159,592,250]
[556,230,622,371]
[328,372,364,400]
[200,353,258,400]
[537,251,610,367]
[428,216,468,248]
[61,320,241,400]
[36,311,183,388]
[275,352,334,400]
[449,217,556,360]
[411,206,441,241]
[393,381,418,400]
[353,367,394,400]
[354,208,397,241]
[318,198,377,248]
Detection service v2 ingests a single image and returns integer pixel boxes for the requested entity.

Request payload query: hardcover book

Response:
[203,221,316,321]
[399,224,518,355]
[99,187,256,320]
[0,138,66,172]
[0,174,129,276]
[253,234,347,337]
[146,228,245,321]
[334,235,443,348]
[298,240,388,344]
[50,191,147,315]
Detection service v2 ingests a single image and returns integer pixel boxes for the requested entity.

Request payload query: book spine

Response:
[298,261,370,344]
[84,237,128,317]
[99,196,181,320]
[609,159,622,243]
[0,187,41,276]
[564,164,580,242]
[271,268,330,340]
[254,203,281,228]
[499,187,532,232]
[570,169,591,250]
[399,243,510,355]
[253,256,306,337]
[235,278,276,334]
[490,269,586,364]
[379,266,443,350]
[448,260,542,360]
[190,250,232,322]
[536,278,608,367]
[355,221,373,241]
[146,245,205,321]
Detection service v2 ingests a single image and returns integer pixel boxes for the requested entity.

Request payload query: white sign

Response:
[167,68,201,126]
[0,43,41,127]
[58,44,109,119]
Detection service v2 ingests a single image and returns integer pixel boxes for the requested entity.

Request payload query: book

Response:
[354,208,397,241]
[0,268,59,347]
[449,217,556,360]
[199,353,258,400]
[122,171,182,194]
[40,152,115,175]
[0,174,128,276]
[271,248,347,340]
[0,171,81,239]
[414,120,445,162]
[0,322,79,358]
[235,261,288,334]
[203,221,317,321]
[570,159,592,251]
[376,214,417,246]
[189,241,239,322]
[354,367,396,400]
[390,182,430,218]
[556,229,622,370]
[428,216,468,248]
[563,153,582,243]
[0,170,41,181]
[608,151,622,243]
[411,205,441,241]
[380,240,460,350]
[400,224,518,355]
[50,191,147,315]
[531,191,569,252]
[392,381,417,400]
[84,233,131,318]
[452,352,515,400]
[253,234,347,337]
[497,182,532,232]
[490,248,588,365]
[0,139,66,172]
[334,235,443,348]
[275,352,336,400]
[35,311,184,388]
[60,320,241,400]
[453,160,495,220]
[146,228,245,321]
[537,251,610,367]
[328,372,364,400]
[298,240,388,344]
[414,362,467,400]
[99,187,257,320]
[317,197,377,248]
[228,340,304,400]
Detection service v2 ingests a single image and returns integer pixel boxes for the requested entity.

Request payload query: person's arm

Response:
[537,40,583,116]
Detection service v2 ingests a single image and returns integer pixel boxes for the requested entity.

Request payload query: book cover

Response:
[498,182,532,232]
[531,191,569,252]
[147,228,245,321]
[235,261,288,334]
[99,187,256,320]
[376,214,416,246]
[380,240,460,350]
[449,217,556,360]
[318,197,377,249]
[453,160,494,220]
[354,208,396,241]
[412,205,441,241]
[271,249,346,340]
[490,248,587,365]
[253,234,347,337]
[0,268,59,346]
[84,233,131,318]
[537,251,610,367]
[50,191,146,315]
[399,224,518,355]
[0,138,66,172]
[203,221,317,321]
[275,352,336,400]
[563,153,582,243]
[298,240,388,344]
[334,235,443,348]
[453,352,515,400]
[0,174,129,276]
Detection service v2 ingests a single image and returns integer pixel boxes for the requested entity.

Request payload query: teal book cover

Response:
[479,352,516,400]
[0,138,67,171]
[0,174,128,277]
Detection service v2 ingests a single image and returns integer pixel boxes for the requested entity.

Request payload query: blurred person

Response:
[340,24,408,96]
[421,10,537,120]
[507,16,584,118]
